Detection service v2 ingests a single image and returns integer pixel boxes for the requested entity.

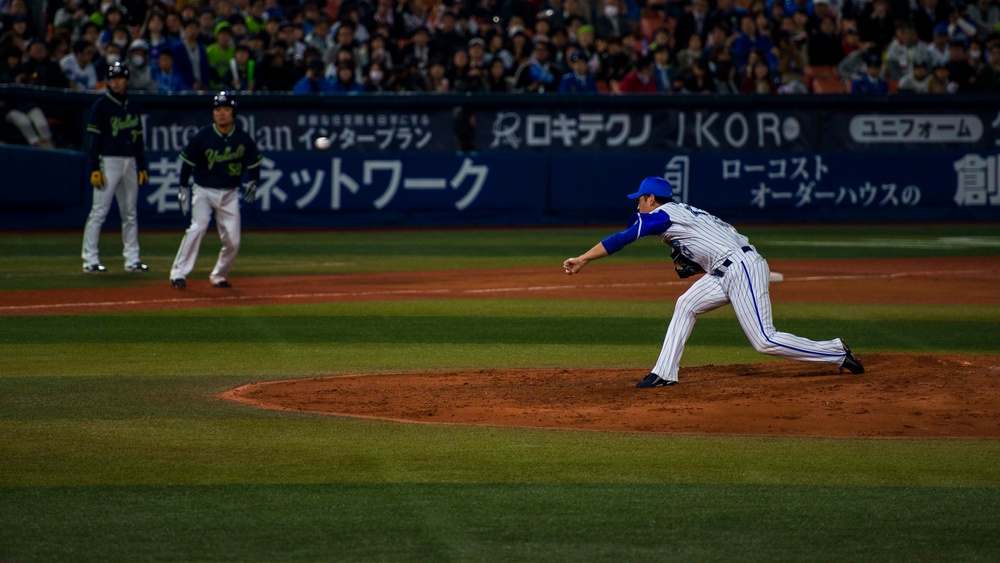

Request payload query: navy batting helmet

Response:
[107,61,129,80]
[213,91,237,109]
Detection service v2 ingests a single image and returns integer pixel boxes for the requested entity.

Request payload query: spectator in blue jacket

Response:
[293,58,338,93]
[329,61,366,93]
[559,49,599,93]
[171,19,211,91]
[150,49,187,92]
[851,51,890,94]
[731,14,778,73]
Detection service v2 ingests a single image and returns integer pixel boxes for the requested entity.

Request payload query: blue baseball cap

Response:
[627,176,673,199]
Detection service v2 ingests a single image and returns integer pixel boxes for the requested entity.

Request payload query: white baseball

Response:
[314,136,331,150]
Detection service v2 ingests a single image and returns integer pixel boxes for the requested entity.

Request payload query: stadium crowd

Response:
[1,0,999,99]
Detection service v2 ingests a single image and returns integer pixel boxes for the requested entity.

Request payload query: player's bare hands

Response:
[563,257,587,275]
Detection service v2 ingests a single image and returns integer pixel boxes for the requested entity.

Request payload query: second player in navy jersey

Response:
[564,176,864,387]
[169,91,263,290]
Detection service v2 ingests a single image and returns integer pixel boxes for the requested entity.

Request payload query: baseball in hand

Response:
[314,136,331,150]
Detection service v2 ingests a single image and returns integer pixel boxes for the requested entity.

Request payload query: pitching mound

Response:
[222,353,1000,438]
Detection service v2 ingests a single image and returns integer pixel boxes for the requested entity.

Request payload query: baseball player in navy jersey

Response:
[169,91,262,290]
[81,62,150,274]
[563,176,864,388]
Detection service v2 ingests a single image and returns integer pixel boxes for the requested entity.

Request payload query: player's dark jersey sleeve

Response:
[178,131,201,187]
[85,101,103,170]
[243,134,263,183]
[600,211,671,255]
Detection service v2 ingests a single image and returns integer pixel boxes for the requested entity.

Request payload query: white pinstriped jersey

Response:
[654,202,751,273]
[600,201,751,273]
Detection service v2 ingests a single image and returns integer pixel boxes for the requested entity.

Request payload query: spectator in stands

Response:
[850,50,890,93]
[401,26,432,74]
[16,38,71,89]
[53,0,90,36]
[483,31,514,71]
[164,12,183,42]
[883,21,928,80]
[976,41,1000,90]
[558,48,599,92]
[808,16,846,66]
[595,0,637,40]
[485,57,513,92]
[775,31,808,86]
[732,14,778,73]
[1,45,56,148]
[61,39,99,90]
[675,0,712,56]
[425,59,451,93]
[97,7,126,51]
[508,27,533,69]
[293,57,337,92]
[708,43,739,92]
[897,58,931,91]
[842,25,864,54]
[857,0,895,51]
[363,60,395,92]
[126,39,158,92]
[245,0,267,38]
[431,11,466,59]
[838,41,876,79]
[913,0,951,43]
[304,15,333,57]
[708,0,743,40]
[965,0,1000,41]
[945,38,977,90]
[651,43,676,92]
[682,57,717,92]
[597,35,631,84]
[196,8,217,46]
[173,18,211,91]
[140,11,172,62]
[206,22,236,89]
[514,41,558,92]
[150,49,186,92]
[619,53,657,92]
[97,42,124,77]
[741,58,778,92]
[223,44,256,91]
[675,32,704,81]
[927,60,956,91]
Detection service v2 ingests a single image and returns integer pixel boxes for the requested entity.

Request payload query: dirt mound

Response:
[222,353,1000,438]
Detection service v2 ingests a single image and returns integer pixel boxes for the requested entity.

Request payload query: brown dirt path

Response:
[6,255,999,438]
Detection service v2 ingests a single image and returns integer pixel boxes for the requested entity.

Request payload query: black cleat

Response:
[636,373,678,388]
[126,261,150,272]
[840,343,864,374]
[83,263,107,273]
[212,279,233,288]
[171,278,186,290]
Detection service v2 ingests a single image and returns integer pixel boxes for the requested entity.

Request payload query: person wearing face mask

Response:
[363,61,394,92]
[595,0,637,41]
[126,39,157,91]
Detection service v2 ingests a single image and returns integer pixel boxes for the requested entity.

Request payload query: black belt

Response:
[711,246,754,277]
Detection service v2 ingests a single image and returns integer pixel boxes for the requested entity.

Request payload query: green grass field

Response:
[2,224,999,562]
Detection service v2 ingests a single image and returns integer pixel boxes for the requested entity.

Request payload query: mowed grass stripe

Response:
[4,417,999,487]
[0,315,994,351]
[2,484,998,563]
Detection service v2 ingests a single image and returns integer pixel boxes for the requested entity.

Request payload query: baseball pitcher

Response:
[563,176,864,387]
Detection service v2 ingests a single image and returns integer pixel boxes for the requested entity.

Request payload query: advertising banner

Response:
[477,108,1000,153]
[141,108,457,153]
[137,152,549,227]
[549,151,1000,222]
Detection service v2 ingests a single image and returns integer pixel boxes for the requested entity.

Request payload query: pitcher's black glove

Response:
[670,247,704,279]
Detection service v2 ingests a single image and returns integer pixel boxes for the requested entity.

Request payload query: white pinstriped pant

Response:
[652,251,848,381]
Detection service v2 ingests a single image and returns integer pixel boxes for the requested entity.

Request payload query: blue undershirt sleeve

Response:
[599,212,671,255]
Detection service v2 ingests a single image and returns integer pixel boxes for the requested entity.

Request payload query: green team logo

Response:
[110,114,140,138]
[204,145,247,171]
